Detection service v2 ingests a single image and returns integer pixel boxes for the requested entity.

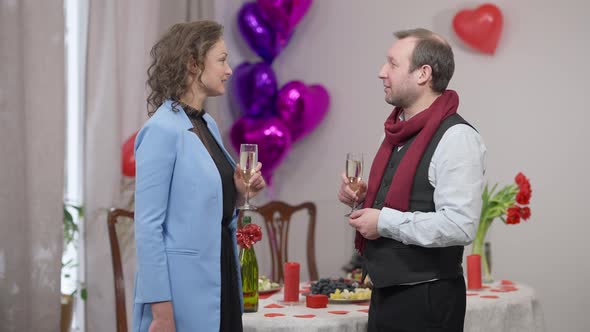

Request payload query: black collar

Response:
[180,102,206,119]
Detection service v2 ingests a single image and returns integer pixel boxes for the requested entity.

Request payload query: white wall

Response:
[214,1,590,331]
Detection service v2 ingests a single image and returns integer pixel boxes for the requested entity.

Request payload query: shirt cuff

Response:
[377,207,406,242]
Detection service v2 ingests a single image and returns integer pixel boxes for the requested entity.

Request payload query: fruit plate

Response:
[301,292,371,304]
[309,278,371,289]
[259,286,281,294]
[327,297,371,304]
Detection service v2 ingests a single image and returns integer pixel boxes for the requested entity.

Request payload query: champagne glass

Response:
[238,144,258,210]
[344,152,364,217]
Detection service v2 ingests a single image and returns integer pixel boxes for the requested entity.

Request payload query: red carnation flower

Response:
[515,172,527,186]
[516,187,532,205]
[506,206,521,225]
[237,223,263,249]
[519,207,531,220]
[245,224,263,242]
[515,173,532,193]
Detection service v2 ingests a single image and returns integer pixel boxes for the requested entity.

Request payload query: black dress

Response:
[184,105,243,332]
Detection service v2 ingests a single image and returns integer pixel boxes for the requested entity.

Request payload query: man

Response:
[338,28,486,331]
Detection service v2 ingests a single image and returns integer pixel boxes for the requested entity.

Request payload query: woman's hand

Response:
[149,301,176,332]
[235,162,266,202]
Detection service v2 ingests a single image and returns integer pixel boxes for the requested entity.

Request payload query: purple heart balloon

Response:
[257,0,313,37]
[276,81,330,142]
[238,2,289,63]
[231,62,278,118]
[230,116,293,185]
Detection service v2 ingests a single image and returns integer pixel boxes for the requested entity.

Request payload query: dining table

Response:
[242,280,545,332]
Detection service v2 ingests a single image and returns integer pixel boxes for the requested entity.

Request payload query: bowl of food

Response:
[308,277,372,304]
[258,276,281,294]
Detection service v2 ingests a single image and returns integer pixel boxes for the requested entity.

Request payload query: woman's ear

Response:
[187,57,200,75]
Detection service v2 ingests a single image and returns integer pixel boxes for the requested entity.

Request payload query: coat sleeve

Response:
[133,122,177,303]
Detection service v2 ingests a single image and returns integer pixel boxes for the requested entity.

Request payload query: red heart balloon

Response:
[453,3,503,54]
[122,131,138,177]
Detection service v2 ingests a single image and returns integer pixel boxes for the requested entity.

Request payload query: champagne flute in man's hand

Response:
[344,152,364,217]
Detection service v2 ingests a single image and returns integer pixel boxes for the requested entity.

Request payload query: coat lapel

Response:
[165,99,237,168]
[203,113,236,168]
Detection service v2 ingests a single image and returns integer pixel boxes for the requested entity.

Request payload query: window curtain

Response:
[0,0,66,331]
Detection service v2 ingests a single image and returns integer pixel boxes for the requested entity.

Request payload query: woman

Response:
[133,21,265,332]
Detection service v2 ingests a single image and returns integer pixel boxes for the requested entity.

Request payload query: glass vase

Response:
[239,217,259,312]
[472,221,494,284]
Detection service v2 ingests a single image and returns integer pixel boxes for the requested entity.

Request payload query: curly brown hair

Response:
[146,20,224,116]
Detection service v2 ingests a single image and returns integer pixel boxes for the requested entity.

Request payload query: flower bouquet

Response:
[472,172,532,283]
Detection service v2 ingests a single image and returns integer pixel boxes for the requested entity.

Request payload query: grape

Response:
[310,277,359,295]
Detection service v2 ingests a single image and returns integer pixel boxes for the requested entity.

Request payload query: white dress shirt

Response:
[376,123,487,248]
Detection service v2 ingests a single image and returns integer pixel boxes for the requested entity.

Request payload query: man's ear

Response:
[416,64,432,85]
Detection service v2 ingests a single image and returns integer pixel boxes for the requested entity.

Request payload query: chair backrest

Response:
[242,201,318,283]
[107,208,134,332]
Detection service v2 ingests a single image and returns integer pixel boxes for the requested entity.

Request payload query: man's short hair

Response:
[394,28,455,93]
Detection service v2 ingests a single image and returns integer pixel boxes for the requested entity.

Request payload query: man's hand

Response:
[149,301,176,332]
[337,172,367,207]
[348,208,381,240]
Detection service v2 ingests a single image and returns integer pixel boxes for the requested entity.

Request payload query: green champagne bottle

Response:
[239,216,259,312]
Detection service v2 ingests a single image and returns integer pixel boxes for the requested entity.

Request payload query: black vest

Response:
[364,114,473,288]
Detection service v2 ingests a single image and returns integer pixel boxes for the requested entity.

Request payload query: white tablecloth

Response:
[464,281,545,332]
[243,281,545,332]
[243,282,369,332]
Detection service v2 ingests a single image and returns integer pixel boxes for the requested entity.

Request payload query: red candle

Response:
[283,262,300,302]
[467,254,482,290]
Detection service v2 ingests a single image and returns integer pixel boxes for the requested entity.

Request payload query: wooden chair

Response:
[107,208,134,332]
[241,201,318,283]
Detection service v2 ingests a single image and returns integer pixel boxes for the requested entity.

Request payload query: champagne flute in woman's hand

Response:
[238,144,258,210]
[344,152,364,217]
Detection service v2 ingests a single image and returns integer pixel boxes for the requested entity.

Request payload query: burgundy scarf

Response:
[355,90,459,254]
